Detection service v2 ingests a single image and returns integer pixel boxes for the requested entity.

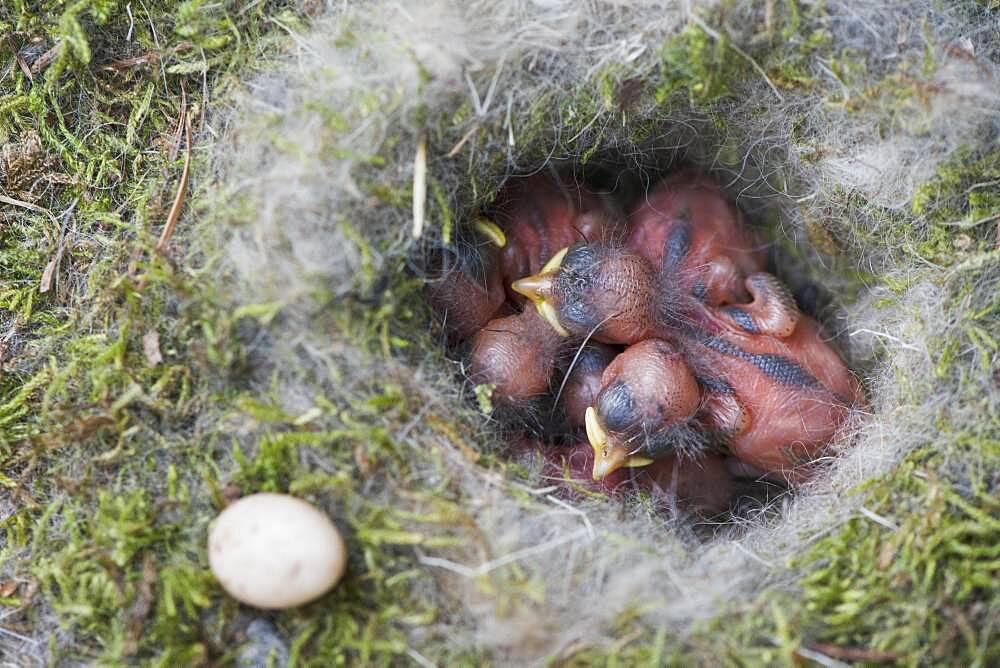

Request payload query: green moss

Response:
[656,24,740,105]
[796,437,999,665]
[2,0,998,664]
[913,144,1000,226]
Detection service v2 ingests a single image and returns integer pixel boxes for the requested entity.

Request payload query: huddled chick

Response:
[429,168,864,510]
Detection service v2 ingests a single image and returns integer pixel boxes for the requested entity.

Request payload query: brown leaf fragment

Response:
[617,77,644,112]
[104,52,161,71]
[39,256,57,293]
[0,580,18,597]
[125,553,157,656]
[66,414,116,440]
[29,43,62,74]
[16,54,32,81]
[353,444,373,475]
[877,540,897,570]
[143,330,163,366]
[222,483,242,505]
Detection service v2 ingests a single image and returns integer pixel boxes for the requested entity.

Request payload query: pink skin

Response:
[688,309,864,485]
[558,342,618,432]
[626,170,766,305]
[469,307,565,403]
[426,252,507,340]
[581,278,863,485]
[459,170,861,487]
[639,452,734,515]
[492,174,612,300]
[545,442,733,515]
[546,441,634,496]
[589,339,702,472]
[429,174,610,340]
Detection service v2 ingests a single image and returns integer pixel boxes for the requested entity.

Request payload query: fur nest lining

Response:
[212,0,998,661]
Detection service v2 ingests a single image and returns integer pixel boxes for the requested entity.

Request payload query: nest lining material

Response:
[211,0,998,660]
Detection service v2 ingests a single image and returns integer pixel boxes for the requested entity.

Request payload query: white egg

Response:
[208,493,347,609]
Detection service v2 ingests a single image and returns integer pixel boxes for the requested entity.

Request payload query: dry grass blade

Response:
[168,87,187,162]
[0,194,55,220]
[38,258,57,293]
[446,124,478,158]
[411,132,428,239]
[803,642,901,664]
[16,54,33,82]
[39,199,76,294]
[155,111,192,254]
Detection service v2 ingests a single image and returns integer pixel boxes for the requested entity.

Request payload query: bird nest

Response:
[207,0,998,663]
[425,162,867,520]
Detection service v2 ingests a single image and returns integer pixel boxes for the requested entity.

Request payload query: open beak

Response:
[473,218,507,247]
[586,406,654,480]
[512,247,569,336]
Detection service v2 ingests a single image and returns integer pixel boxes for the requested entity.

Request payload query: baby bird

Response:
[547,441,734,516]
[426,220,509,340]
[513,243,801,346]
[555,342,619,432]
[513,243,661,343]
[584,339,706,479]
[683,307,864,484]
[625,169,766,305]
[490,172,612,297]
[429,168,611,342]
[511,173,769,343]
[584,295,863,484]
[469,306,566,403]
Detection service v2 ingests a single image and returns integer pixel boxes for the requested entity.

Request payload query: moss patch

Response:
[1,0,998,665]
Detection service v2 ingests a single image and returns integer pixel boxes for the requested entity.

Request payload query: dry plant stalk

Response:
[156,110,192,254]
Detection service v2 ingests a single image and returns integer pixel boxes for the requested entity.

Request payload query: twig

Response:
[0,625,38,645]
[155,110,192,253]
[545,494,596,540]
[505,90,515,148]
[39,198,78,294]
[16,54,32,82]
[941,212,1000,229]
[168,86,187,162]
[29,43,62,75]
[793,646,849,668]
[126,3,136,42]
[859,506,899,531]
[446,124,478,158]
[405,649,437,668]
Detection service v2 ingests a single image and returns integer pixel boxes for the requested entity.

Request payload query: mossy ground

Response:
[1,0,998,665]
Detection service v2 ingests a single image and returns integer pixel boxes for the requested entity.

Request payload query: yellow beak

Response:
[586,406,654,480]
[473,218,507,247]
[512,247,570,336]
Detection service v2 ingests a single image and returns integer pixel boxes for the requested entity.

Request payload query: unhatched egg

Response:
[208,493,347,609]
